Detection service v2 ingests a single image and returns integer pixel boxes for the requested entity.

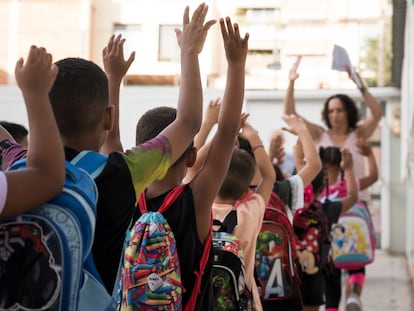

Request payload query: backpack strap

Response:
[70,150,108,179]
[138,183,188,214]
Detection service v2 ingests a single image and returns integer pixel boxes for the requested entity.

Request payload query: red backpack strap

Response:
[138,183,188,214]
[184,213,212,311]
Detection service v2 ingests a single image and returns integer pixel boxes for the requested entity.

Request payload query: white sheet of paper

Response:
[332,45,363,88]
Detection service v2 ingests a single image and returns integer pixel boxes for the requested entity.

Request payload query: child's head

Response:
[218,147,256,201]
[49,58,110,142]
[135,106,194,165]
[319,146,341,167]
[0,121,28,147]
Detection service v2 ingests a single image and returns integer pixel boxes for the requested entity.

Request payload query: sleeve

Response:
[122,135,172,197]
[288,174,304,213]
[1,140,27,171]
[0,171,7,215]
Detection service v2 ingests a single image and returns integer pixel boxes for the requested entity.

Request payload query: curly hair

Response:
[321,94,360,129]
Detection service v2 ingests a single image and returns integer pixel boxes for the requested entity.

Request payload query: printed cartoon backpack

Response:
[212,207,253,311]
[0,151,115,311]
[118,183,211,311]
[330,202,376,270]
[255,192,302,304]
[293,200,331,275]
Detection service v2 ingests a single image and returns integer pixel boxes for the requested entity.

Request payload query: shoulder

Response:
[0,171,7,214]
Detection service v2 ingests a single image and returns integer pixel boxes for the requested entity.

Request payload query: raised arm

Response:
[158,3,216,164]
[352,71,384,139]
[190,16,249,242]
[194,97,221,150]
[283,56,323,142]
[339,148,358,212]
[282,114,322,187]
[1,46,65,218]
[240,122,275,204]
[101,34,135,154]
[357,139,378,191]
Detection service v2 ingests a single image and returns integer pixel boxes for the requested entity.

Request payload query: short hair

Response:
[322,94,360,129]
[218,148,256,201]
[135,106,177,145]
[0,121,28,144]
[49,58,109,137]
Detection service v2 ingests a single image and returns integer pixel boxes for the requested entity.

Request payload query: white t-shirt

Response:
[0,171,7,215]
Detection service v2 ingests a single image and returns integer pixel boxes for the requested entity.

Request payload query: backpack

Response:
[330,201,376,270]
[0,150,115,311]
[255,192,302,304]
[117,183,211,311]
[293,200,331,275]
[212,206,253,311]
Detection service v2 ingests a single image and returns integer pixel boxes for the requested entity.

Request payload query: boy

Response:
[133,16,249,309]
[0,45,65,218]
[0,3,214,294]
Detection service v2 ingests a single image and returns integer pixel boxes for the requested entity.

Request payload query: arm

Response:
[194,97,221,150]
[292,138,305,172]
[159,4,216,164]
[339,148,358,212]
[2,46,65,218]
[190,16,249,243]
[351,71,383,139]
[101,34,135,154]
[283,56,323,142]
[357,139,378,190]
[240,122,275,205]
[282,114,322,187]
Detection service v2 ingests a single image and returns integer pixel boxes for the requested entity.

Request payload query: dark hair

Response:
[136,106,177,145]
[311,169,325,196]
[49,58,109,137]
[0,121,28,143]
[322,94,360,129]
[218,148,256,201]
[273,163,285,181]
[237,136,254,158]
[319,146,341,167]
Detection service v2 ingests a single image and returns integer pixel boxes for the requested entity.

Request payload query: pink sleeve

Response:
[0,171,7,215]
[1,141,27,171]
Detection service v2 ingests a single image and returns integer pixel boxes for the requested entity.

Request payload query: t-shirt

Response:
[1,136,172,293]
[143,186,213,311]
[212,193,266,311]
[0,171,7,215]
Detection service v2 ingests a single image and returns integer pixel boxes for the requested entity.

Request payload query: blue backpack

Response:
[0,150,115,311]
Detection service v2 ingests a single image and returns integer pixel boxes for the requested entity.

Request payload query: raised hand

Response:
[281,114,308,135]
[340,148,353,171]
[15,46,58,96]
[356,139,373,156]
[175,3,216,55]
[204,98,221,125]
[102,34,135,82]
[288,55,302,81]
[219,16,249,65]
[269,130,285,164]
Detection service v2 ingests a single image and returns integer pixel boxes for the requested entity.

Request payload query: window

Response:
[158,24,180,62]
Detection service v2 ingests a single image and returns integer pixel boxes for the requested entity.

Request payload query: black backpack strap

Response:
[216,210,238,233]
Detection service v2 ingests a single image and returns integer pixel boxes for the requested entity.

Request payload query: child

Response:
[0,121,28,147]
[0,3,214,294]
[0,45,65,218]
[133,15,248,309]
[212,120,276,311]
[300,146,358,311]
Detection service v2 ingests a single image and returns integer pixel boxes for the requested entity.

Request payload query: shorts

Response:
[301,271,325,306]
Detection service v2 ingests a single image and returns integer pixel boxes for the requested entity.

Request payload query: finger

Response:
[15,57,24,73]
[183,6,190,25]
[192,3,206,24]
[27,45,38,64]
[234,23,241,40]
[126,51,135,67]
[204,19,217,32]
[219,18,228,42]
[107,34,115,53]
[114,34,122,54]
[225,17,234,37]
[118,38,126,57]
[174,28,182,42]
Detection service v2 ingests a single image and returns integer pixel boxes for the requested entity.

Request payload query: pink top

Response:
[318,131,369,202]
[0,171,7,215]
[212,193,265,311]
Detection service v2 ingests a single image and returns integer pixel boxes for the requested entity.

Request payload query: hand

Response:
[288,55,302,81]
[346,66,366,89]
[269,130,285,164]
[102,34,135,82]
[15,45,58,96]
[281,114,307,135]
[356,139,373,156]
[204,98,221,125]
[220,16,249,66]
[240,121,259,142]
[239,112,250,131]
[175,3,216,55]
[340,148,353,171]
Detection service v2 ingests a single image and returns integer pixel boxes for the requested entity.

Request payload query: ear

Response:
[186,147,197,167]
[104,105,115,131]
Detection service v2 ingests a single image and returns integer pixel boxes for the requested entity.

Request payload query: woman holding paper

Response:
[283,55,383,311]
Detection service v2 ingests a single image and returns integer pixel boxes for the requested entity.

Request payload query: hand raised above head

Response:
[340,148,353,170]
[288,55,302,81]
[281,114,307,135]
[204,97,221,125]
[102,34,135,81]
[219,16,249,66]
[175,3,216,55]
[15,45,58,96]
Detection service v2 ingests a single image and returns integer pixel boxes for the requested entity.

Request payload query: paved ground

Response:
[321,249,413,311]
